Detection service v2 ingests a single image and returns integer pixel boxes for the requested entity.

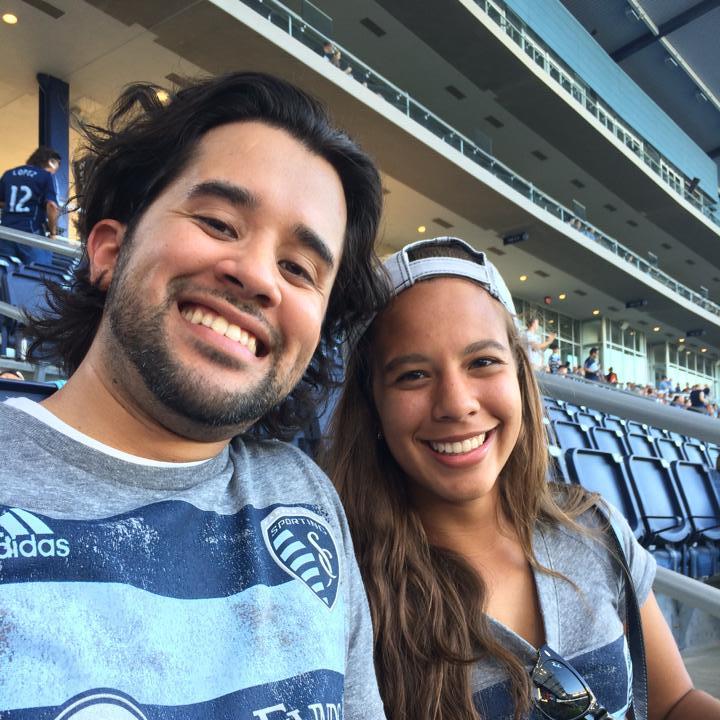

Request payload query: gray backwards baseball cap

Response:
[351,236,516,345]
[383,236,516,316]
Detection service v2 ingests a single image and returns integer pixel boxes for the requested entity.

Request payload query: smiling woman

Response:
[324,237,718,720]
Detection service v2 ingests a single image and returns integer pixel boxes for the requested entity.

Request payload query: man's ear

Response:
[87,220,127,290]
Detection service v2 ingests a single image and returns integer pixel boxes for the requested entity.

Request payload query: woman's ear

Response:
[86,220,127,290]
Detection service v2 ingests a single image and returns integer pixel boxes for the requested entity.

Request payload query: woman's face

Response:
[372,277,523,513]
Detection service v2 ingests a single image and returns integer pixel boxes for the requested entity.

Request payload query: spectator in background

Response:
[689,384,709,414]
[583,347,601,381]
[0,146,61,265]
[524,315,556,370]
[322,41,353,75]
[547,339,561,374]
[657,375,672,392]
[605,366,618,385]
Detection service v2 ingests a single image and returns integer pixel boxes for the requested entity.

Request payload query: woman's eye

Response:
[396,370,427,383]
[470,357,497,369]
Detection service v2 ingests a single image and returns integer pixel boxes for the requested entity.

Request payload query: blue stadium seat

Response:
[626,432,657,458]
[625,456,691,572]
[574,410,602,428]
[565,448,644,541]
[546,406,571,423]
[653,437,685,463]
[682,441,711,467]
[647,426,665,439]
[547,444,569,483]
[5,270,51,318]
[707,444,719,468]
[667,430,686,444]
[671,461,720,578]
[551,420,591,451]
[0,378,56,402]
[626,420,648,435]
[563,402,583,415]
[589,426,629,456]
[602,415,626,433]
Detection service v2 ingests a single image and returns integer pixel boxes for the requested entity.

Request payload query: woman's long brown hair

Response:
[323,246,598,720]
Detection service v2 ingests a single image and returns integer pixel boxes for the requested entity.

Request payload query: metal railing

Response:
[241,0,720,319]
[475,0,720,226]
[655,566,720,621]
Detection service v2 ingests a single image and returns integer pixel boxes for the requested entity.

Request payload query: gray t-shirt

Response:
[472,508,656,720]
[0,398,385,720]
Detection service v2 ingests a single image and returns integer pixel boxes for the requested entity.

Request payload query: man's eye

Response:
[196,216,235,237]
[280,260,314,283]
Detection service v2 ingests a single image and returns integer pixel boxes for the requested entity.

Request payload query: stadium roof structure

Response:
[560,0,720,175]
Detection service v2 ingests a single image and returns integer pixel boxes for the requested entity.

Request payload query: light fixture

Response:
[701,348,707,353]
[2,12,18,24]
[652,326,660,332]
[155,89,170,104]
[417,225,426,233]
[592,309,600,316]
[558,293,566,300]
[519,274,527,282]
[548,319,555,324]
[678,337,685,343]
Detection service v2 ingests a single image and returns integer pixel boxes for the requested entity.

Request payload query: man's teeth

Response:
[430,433,487,454]
[181,307,258,355]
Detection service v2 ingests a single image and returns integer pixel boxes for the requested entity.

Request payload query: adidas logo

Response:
[0,508,70,559]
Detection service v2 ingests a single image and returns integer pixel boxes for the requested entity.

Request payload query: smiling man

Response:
[0,73,387,719]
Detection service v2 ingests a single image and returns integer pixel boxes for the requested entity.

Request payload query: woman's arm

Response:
[642,590,720,719]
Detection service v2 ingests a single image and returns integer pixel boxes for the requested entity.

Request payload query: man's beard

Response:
[105,261,296,431]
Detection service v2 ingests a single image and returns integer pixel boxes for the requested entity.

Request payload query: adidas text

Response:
[0,535,70,559]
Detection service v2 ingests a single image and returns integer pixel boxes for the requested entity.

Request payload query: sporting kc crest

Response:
[261,507,340,609]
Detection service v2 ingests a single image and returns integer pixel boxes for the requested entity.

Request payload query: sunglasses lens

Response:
[532,650,592,720]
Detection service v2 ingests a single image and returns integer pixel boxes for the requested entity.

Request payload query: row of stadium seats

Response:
[0,253,73,356]
[544,396,720,580]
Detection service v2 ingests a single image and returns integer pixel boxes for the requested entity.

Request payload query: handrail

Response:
[0,226,81,258]
[654,566,720,620]
[473,0,719,225]
[241,0,720,320]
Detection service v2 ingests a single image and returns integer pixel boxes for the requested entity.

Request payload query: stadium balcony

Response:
[80,0,720,346]
[371,0,720,265]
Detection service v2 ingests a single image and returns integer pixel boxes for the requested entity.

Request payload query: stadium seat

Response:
[0,378,56,402]
[574,410,602,428]
[653,437,685,463]
[626,432,657,458]
[625,456,691,572]
[565,448,644,540]
[671,461,720,578]
[626,420,648,435]
[682,441,711,467]
[545,406,571,423]
[602,415,626,433]
[589,426,629,456]
[551,420,591,451]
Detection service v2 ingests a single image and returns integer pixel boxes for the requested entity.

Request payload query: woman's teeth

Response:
[429,433,487,455]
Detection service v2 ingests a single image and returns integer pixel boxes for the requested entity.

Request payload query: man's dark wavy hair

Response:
[26,71,388,439]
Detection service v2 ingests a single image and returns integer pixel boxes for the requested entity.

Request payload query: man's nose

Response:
[213,237,282,308]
